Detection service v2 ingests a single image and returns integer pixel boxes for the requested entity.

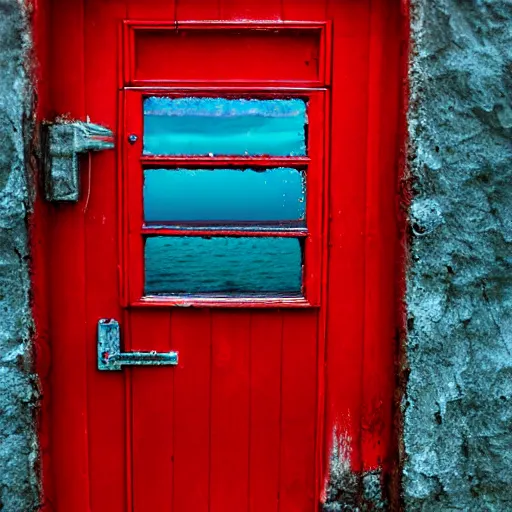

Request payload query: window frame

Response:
[122,88,327,307]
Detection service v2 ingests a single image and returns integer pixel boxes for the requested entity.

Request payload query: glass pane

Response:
[143,97,307,156]
[144,237,302,295]
[144,168,305,227]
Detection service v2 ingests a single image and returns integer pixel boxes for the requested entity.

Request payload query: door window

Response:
[143,168,306,226]
[143,97,307,156]
[145,236,303,295]
[125,92,325,306]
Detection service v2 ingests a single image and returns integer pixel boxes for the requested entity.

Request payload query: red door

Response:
[44,1,402,511]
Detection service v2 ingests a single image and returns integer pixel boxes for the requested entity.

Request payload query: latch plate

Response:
[43,121,115,202]
[97,319,179,371]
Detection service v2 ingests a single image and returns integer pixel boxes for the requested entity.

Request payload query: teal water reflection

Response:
[143,97,307,156]
[144,236,302,295]
[144,168,305,226]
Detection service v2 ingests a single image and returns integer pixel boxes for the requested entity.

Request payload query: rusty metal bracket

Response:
[97,319,179,371]
[43,121,115,202]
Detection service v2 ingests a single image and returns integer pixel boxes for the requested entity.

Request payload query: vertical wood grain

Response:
[46,2,403,512]
[248,311,282,512]
[279,311,318,511]
[172,309,212,512]
[130,310,174,511]
[325,0,371,473]
[176,0,220,20]
[127,0,176,21]
[361,0,401,471]
[209,311,251,512]
[84,1,128,510]
[281,0,326,21]
[48,0,90,509]
[220,0,281,20]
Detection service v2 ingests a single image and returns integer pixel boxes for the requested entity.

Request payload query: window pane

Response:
[144,168,305,227]
[143,97,307,156]
[144,237,302,295]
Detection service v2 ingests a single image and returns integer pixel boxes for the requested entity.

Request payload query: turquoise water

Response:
[144,168,306,225]
[144,236,303,295]
[142,98,307,296]
[143,97,307,156]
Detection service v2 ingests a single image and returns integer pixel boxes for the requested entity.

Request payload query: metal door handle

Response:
[97,319,178,371]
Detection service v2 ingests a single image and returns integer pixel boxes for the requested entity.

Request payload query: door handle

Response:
[97,319,179,371]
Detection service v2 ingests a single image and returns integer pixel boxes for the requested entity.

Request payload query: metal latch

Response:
[43,121,115,202]
[97,319,179,371]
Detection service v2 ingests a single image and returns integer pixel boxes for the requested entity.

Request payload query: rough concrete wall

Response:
[404,1,512,510]
[0,0,40,511]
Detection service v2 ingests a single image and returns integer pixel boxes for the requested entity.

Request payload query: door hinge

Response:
[43,121,115,202]
[97,319,179,371]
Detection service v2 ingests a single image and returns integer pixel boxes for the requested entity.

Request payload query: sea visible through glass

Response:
[144,236,303,295]
[143,97,307,156]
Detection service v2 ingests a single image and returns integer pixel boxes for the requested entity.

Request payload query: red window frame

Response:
[121,89,327,308]
[122,20,331,88]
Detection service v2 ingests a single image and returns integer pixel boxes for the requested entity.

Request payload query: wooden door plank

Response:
[83,1,128,511]
[48,0,90,509]
[281,0,327,21]
[279,310,318,511]
[324,0,371,474]
[127,0,175,20]
[172,309,212,512]
[219,0,281,20]
[248,311,282,512]
[210,311,251,512]
[130,310,175,512]
[175,0,220,21]
[361,0,401,471]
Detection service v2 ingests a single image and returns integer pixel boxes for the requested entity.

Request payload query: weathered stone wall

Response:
[404,1,512,510]
[0,0,40,510]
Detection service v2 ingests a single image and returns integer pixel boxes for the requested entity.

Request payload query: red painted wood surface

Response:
[37,1,406,510]
[132,25,323,84]
[361,0,402,472]
[84,2,128,511]
[46,2,90,511]
[324,0,370,476]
